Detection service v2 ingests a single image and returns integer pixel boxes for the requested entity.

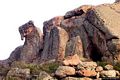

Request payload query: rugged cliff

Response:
[0,1,120,80]
[41,3,120,63]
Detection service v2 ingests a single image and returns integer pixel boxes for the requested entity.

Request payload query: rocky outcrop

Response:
[41,16,68,61]
[54,59,120,79]
[0,21,43,65]
[19,21,43,63]
[2,1,120,64]
[1,1,120,80]
[39,2,120,63]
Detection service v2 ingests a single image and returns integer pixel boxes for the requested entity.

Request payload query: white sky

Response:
[0,0,115,60]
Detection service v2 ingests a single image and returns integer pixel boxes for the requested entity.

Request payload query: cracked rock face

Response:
[1,2,120,65]
[86,3,120,62]
[42,2,120,62]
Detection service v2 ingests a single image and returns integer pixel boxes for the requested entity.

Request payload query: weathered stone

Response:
[104,64,113,70]
[77,70,97,77]
[7,68,30,79]
[8,46,22,62]
[86,3,120,62]
[64,5,92,19]
[38,71,53,80]
[19,21,43,63]
[65,36,84,60]
[42,16,68,61]
[96,66,103,72]
[55,66,75,78]
[62,54,81,66]
[1,2,120,80]
[57,27,69,61]
[77,62,97,70]
[100,70,116,78]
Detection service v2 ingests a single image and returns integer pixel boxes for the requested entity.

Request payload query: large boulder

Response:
[104,64,113,70]
[77,62,97,70]
[77,70,97,77]
[55,66,75,78]
[6,68,30,79]
[38,71,53,80]
[62,54,82,66]
[100,70,116,78]
[95,66,103,72]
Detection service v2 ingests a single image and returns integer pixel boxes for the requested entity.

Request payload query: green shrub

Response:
[40,62,59,73]
[97,61,108,68]
[26,64,42,75]
[10,61,60,75]
[11,61,27,68]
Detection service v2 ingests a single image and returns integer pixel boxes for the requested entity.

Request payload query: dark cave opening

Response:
[90,45,103,61]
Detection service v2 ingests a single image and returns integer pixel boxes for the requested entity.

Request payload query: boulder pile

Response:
[55,54,120,80]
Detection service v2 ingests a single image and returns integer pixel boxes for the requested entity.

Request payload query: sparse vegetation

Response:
[26,64,42,75]
[40,62,59,73]
[11,61,28,69]
[6,76,19,80]
[113,62,120,71]
[97,61,120,71]
[10,61,60,75]
[97,61,108,68]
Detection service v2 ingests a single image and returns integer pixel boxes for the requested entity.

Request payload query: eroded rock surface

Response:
[0,1,120,80]
[3,2,120,63]
[19,21,43,63]
[62,54,81,66]
[55,66,75,78]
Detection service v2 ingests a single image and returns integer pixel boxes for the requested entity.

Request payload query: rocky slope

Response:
[0,1,120,80]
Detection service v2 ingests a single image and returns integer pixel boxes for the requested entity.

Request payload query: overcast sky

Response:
[0,0,115,60]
